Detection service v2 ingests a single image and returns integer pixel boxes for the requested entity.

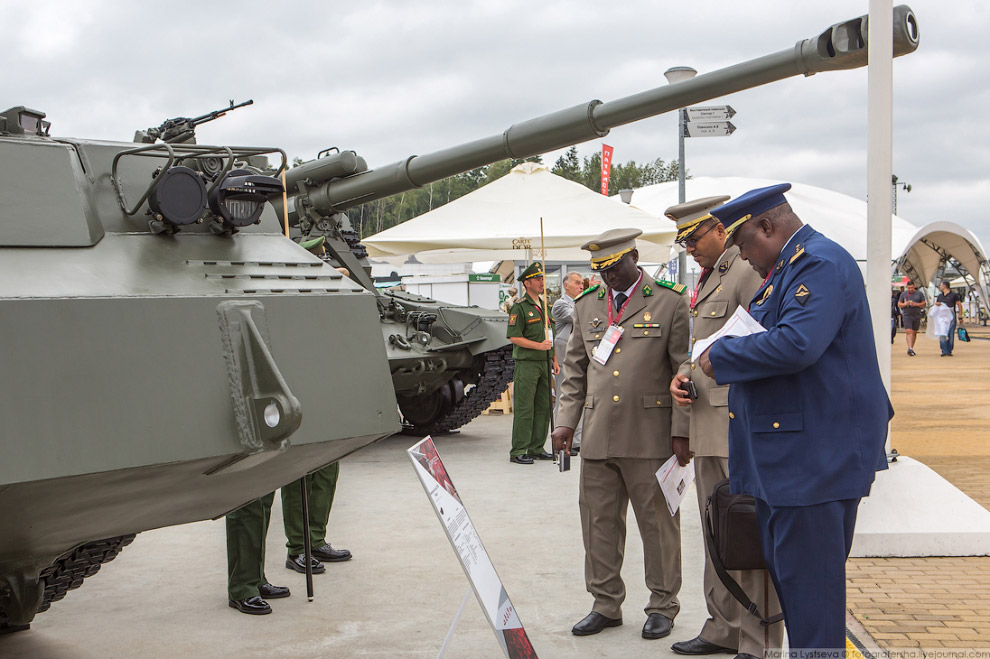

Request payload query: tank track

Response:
[36,534,137,614]
[409,345,514,436]
[1,534,136,633]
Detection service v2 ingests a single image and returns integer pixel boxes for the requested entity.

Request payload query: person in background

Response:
[552,272,585,452]
[897,281,926,356]
[935,280,964,356]
[506,263,557,465]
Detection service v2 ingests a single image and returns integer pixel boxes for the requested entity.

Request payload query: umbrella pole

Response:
[540,218,556,441]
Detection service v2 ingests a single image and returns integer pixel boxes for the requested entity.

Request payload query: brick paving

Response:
[846,325,990,648]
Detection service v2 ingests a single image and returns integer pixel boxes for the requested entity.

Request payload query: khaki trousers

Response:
[694,456,783,654]
[579,457,681,619]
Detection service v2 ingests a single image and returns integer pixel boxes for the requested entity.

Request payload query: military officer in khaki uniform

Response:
[666,198,783,657]
[552,228,690,640]
[506,262,557,465]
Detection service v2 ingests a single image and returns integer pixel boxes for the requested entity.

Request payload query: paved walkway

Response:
[846,323,990,649]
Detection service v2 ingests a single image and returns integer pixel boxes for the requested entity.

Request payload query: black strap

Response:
[703,495,784,627]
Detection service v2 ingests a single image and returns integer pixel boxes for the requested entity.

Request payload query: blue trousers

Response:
[755,498,860,654]
[940,317,957,355]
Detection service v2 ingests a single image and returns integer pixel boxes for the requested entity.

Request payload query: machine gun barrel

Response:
[188,98,254,127]
[297,6,917,215]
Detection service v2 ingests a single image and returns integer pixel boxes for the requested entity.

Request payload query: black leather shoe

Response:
[671,635,736,655]
[529,451,555,460]
[509,455,534,464]
[642,613,674,639]
[571,611,622,636]
[228,596,272,615]
[258,583,290,599]
[312,543,352,562]
[286,554,326,574]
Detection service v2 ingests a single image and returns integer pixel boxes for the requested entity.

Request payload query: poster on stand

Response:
[408,436,537,659]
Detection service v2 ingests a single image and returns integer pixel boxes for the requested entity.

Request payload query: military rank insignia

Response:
[795,283,811,306]
[598,287,606,299]
[790,243,805,264]
[509,314,517,325]
[643,284,653,297]
[757,284,774,305]
[776,259,784,272]
[718,261,729,274]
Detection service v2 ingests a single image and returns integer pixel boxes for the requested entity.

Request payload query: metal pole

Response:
[677,108,687,285]
[298,476,315,600]
[867,0,894,451]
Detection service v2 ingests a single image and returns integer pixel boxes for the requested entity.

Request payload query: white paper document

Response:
[690,305,766,362]
[656,454,696,516]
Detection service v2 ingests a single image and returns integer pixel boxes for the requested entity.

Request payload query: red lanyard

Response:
[607,271,642,326]
[690,267,712,310]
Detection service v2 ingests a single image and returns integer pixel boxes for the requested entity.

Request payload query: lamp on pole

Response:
[891,174,911,215]
[664,66,698,285]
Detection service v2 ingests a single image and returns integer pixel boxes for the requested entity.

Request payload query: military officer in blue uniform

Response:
[698,184,893,651]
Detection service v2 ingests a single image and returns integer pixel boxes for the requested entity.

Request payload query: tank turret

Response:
[0,6,918,632]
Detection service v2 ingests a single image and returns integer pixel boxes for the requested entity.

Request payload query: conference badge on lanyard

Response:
[592,324,623,365]
[592,283,635,365]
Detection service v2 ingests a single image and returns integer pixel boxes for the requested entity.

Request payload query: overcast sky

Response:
[4,0,988,249]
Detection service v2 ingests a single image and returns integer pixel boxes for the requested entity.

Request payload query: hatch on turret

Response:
[0,136,105,247]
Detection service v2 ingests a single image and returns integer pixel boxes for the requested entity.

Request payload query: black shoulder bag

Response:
[703,479,784,627]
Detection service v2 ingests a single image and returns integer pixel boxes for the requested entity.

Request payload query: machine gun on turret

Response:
[135,98,254,144]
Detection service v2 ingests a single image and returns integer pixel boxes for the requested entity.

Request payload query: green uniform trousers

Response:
[510,359,551,458]
[281,461,339,555]
[225,491,275,601]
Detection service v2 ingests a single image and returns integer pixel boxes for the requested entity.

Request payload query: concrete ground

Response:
[0,413,715,658]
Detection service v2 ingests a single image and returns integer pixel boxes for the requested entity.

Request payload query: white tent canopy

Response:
[898,221,990,306]
[363,163,676,265]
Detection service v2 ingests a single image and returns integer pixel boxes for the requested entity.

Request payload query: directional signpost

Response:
[685,105,736,122]
[683,121,736,138]
[682,105,738,137]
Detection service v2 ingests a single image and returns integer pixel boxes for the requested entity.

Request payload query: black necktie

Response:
[614,292,627,313]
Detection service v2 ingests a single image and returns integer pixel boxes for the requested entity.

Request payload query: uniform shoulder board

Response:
[655,279,687,295]
[576,284,600,301]
[789,243,806,265]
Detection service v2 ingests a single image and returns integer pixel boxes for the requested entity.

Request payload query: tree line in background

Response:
[289,147,686,238]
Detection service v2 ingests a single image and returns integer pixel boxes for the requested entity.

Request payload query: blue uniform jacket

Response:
[708,224,893,506]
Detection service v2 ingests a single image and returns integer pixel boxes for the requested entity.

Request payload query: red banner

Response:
[600,144,613,196]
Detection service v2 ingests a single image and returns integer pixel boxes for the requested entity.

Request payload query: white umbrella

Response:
[363,163,676,264]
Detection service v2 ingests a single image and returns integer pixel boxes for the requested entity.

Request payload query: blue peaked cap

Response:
[713,183,792,246]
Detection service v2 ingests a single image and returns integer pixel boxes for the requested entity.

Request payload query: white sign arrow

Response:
[683,121,737,138]
[685,105,736,121]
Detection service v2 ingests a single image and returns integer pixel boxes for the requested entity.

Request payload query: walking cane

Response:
[539,218,556,435]
[298,476,315,601]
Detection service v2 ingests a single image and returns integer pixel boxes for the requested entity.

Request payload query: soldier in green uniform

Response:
[225,492,290,615]
[506,262,558,465]
[282,461,352,572]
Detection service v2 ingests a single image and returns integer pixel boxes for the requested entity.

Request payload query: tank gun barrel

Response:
[295,6,918,215]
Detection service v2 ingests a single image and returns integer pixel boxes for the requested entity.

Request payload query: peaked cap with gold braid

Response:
[581,228,642,271]
[664,195,731,243]
[714,183,792,248]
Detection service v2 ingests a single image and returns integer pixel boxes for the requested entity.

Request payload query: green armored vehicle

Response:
[0,6,918,633]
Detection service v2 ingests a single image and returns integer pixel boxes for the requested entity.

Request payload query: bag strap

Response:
[703,494,784,627]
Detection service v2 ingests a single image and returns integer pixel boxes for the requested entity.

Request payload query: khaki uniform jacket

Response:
[557,268,690,460]
[677,247,763,457]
